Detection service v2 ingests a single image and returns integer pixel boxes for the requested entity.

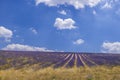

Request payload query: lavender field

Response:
[0,51,120,80]
[0,51,120,69]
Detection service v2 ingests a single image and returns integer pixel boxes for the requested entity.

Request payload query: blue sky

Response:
[0,0,120,53]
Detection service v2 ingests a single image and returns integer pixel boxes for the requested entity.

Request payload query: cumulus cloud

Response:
[35,0,120,10]
[54,18,76,30]
[30,27,38,34]
[102,42,120,53]
[0,26,13,42]
[100,0,120,9]
[58,10,67,15]
[101,2,112,9]
[73,39,84,45]
[2,44,54,52]
[35,0,101,9]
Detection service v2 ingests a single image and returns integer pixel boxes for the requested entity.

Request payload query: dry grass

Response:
[0,66,120,80]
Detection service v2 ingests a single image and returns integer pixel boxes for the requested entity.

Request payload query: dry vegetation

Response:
[0,66,120,80]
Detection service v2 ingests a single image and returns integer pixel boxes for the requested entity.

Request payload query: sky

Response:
[0,0,120,53]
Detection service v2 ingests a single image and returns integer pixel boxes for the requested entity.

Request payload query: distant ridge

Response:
[1,50,120,54]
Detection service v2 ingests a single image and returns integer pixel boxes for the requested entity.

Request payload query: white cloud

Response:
[0,26,13,42]
[2,44,54,52]
[54,18,76,30]
[101,0,120,9]
[102,42,120,53]
[101,2,112,9]
[58,10,67,15]
[30,27,38,34]
[35,0,101,9]
[73,39,84,45]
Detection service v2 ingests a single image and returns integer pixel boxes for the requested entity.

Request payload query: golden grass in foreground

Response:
[0,66,120,80]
